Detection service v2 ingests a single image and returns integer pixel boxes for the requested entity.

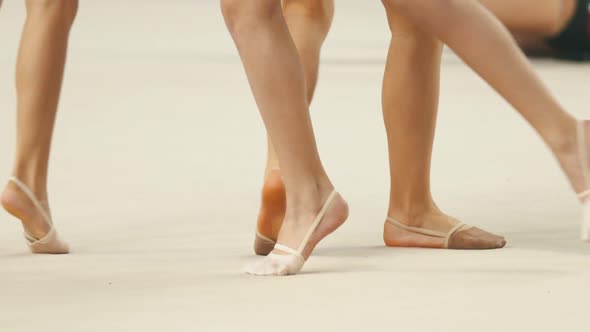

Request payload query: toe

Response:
[243,254,292,276]
[449,227,507,250]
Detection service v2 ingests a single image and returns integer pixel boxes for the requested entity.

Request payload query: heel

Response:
[7,176,69,254]
[383,221,444,249]
[384,216,468,249]
[254,232,276,256]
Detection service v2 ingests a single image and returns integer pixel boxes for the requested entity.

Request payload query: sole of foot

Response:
[254,169,285,255]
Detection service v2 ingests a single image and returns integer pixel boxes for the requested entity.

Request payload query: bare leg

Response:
[383,0,576,150]
[1,0,78,242]
[265,0,334,172]
[256,0,335,254]
[381,7,505,249]
[222,0,348,275]
[480,0,577,54]
[382,0,587,237]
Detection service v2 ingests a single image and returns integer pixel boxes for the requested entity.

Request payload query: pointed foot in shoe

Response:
[27,230,70,254]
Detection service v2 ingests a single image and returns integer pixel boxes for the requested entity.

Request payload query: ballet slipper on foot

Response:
[384,214,506,250]
[2,177,69,254]
[245,191,348,276]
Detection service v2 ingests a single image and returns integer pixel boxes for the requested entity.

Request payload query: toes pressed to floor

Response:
[447,227,507,250]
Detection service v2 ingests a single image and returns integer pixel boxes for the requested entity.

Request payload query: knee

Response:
[381,0,441,54]
[221,0,281,37]
[381,0,412,13]
[283,0,334,29]
[26,0,79,27]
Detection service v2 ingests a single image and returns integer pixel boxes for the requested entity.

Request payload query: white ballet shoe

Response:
[243,249,302,276]
[575,122,590,242]
[8,177,69,254]
[244,190,338,276]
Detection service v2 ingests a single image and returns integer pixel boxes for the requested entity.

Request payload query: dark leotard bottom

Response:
[547,0,590,61]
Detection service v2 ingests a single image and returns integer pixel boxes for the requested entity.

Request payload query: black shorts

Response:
[547,0,590,61]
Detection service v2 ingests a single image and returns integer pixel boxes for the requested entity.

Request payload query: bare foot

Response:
[1,181,52,240]
[245,190,349,276]
[254,169,286,255]
[384,209,506,249]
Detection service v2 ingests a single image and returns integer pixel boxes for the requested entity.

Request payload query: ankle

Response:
[263,168,282,182]
[6,172,48,201]
[542,116,578,155]
[285,177,334,216]
[265,161,280,176]
[388,197,439,226]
